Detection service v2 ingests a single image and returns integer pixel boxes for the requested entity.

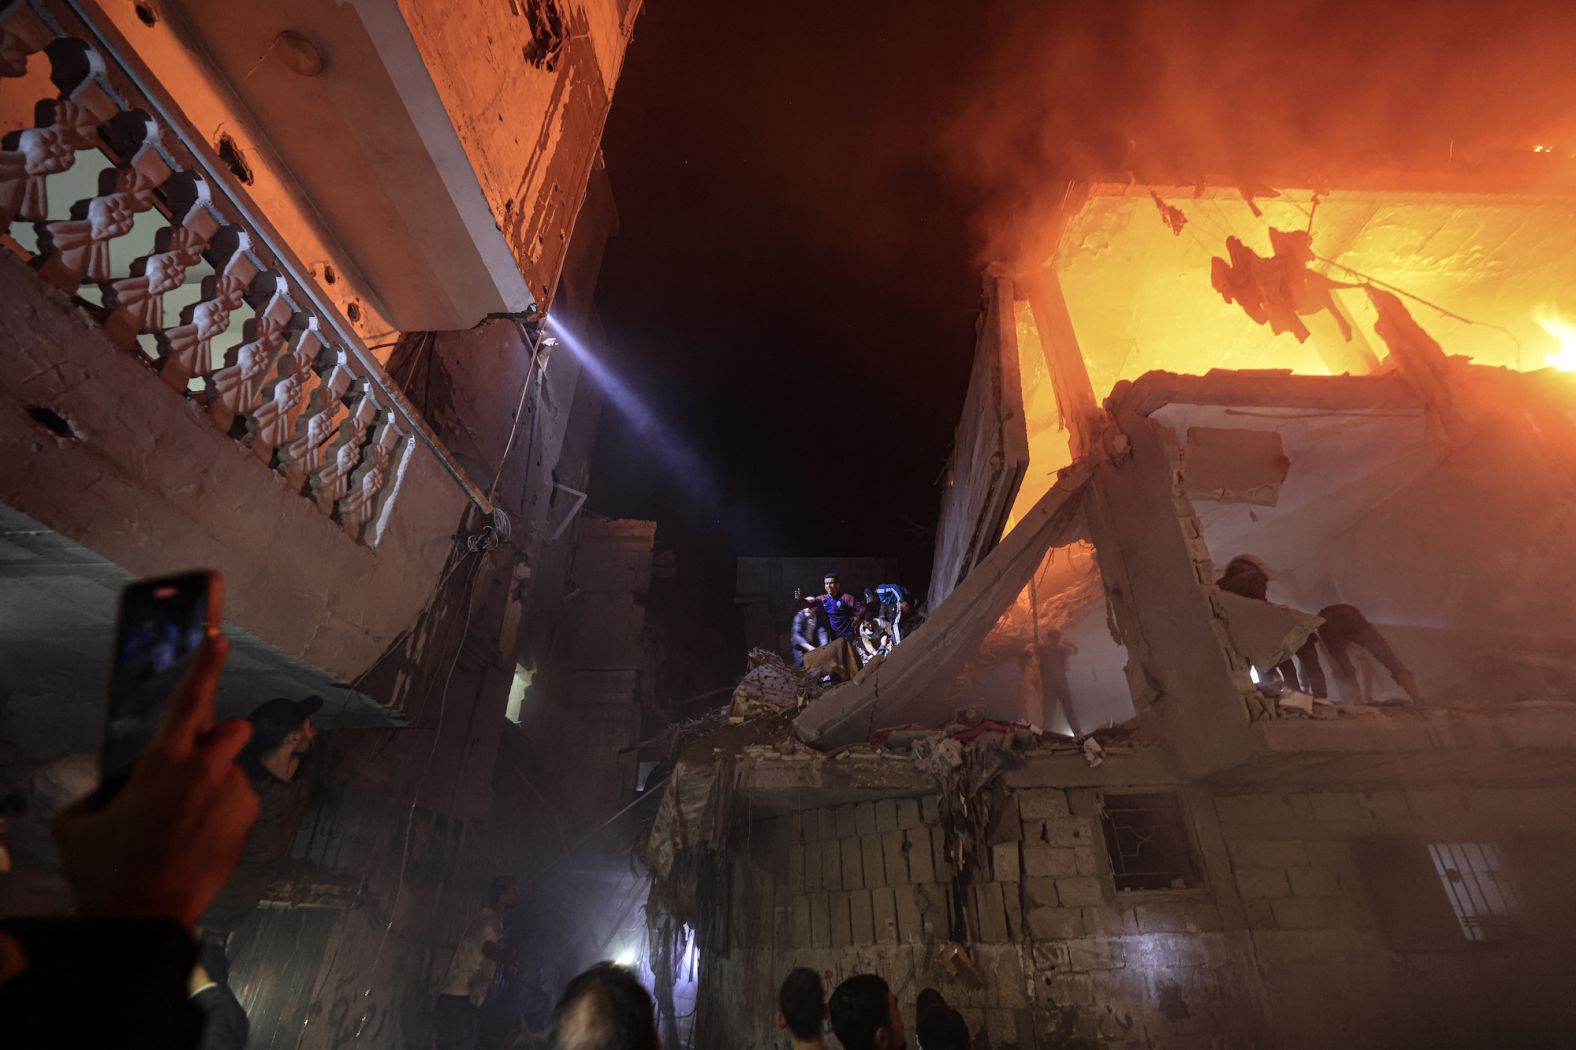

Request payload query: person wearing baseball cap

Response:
[192,695,322,1049]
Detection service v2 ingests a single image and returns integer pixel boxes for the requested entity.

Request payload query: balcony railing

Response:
[1,0,494,544]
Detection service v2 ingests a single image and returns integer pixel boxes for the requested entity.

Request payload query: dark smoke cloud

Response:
[942,0,1576,263]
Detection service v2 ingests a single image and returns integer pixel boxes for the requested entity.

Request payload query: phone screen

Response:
[102,572,217,792]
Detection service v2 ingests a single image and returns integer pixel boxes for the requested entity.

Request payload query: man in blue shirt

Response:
[794,573,861,641]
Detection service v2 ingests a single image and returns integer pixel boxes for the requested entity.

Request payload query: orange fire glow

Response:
[1535,306,1576,371]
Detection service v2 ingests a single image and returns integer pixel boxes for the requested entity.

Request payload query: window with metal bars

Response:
[1427,842,1519,943]
[1098,791,1204,892]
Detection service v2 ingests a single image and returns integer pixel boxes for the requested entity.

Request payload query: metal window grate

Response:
[1426,842,1518,942]
[1099,792,1203,892]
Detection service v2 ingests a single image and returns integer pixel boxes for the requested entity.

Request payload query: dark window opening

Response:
[1099,791,1203,892]
[216,134,253,185]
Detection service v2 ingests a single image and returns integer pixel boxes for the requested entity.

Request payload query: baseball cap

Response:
[246,695,323,751]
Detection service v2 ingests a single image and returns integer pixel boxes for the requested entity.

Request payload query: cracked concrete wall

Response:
[695,777,1576,1048]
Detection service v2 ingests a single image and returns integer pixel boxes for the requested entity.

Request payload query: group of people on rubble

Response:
[790,572,920,682]
[777,966,966,1050]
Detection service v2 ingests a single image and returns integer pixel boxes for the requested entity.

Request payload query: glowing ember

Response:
[1535,306,1576,371]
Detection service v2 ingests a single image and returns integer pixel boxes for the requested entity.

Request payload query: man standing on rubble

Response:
[794,573,862,643]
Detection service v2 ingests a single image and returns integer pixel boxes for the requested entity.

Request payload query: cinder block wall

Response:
[694,781,1576,1048]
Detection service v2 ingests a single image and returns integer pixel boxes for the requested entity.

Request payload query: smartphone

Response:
[101,571,223,797]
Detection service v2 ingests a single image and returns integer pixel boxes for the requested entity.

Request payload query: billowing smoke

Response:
[941,0,1576,265]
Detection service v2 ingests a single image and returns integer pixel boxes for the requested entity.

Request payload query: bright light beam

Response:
[545,316,720,505]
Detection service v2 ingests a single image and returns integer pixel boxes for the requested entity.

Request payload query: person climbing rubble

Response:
[865,583,915,645]
[1215,555,1424,705]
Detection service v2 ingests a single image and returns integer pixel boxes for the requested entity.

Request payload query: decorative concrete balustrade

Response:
[0,0,492,544]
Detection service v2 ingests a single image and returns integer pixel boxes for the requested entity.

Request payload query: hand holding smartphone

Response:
[101,571,224,799]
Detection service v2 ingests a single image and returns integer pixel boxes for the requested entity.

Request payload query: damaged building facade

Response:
[647,179,1576,1048]
[0,0,655,1044]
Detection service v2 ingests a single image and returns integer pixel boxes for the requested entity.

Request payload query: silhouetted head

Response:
[1217,554,1271,601]
[830,973,906,1050]
[548,962,659,1050]
[489,875,519,911]
[777,967,826,1042]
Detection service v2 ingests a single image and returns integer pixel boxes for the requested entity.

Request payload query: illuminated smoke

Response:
[941,0,1576,267]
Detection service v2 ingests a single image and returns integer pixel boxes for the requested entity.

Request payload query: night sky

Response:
[588,2,987,600]
[585,0,1576,682]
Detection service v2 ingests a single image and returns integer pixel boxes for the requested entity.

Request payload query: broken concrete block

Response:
[993,841,1022,882]
[1235,867,1291,898]
[816,807,839,841]
[1003,881,1023,938]
[906,827,936,883]
[1183,424,1290,505]
[804,841,824,892]
[1045,818,1096,848]
[1047,972,1094,1006]
[1214,794,1296,826]
[1287,866,1342,897]
[1134,902,1189,933]
[1186,902,1224,932]
[1017,788,1071,820]
[1023,845,1077,879]
[1027,906,1086,940]
[931,826,955,879]
[883,830,909,885]
[840,838,864,890]
[915,882,951,942]
[1228,838,1308,869]
[1270,896,1330,929]
[875,798,898,832]
[831,893,855,946]
[1024,877,1060,909]
[848,889,874,943]
[792,895,812,946]
[1082,906,1138,937]
[862,835,887,888]
[974,882,1011,942]
[809,894,831,947]
[893,884,922,944]
[820,839,841,890]
[1360,790,1410,820]
[1308,791,1365,821]
[1064,937,1126,971]
[872,886,899,944]
[1054,876,1106,908]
